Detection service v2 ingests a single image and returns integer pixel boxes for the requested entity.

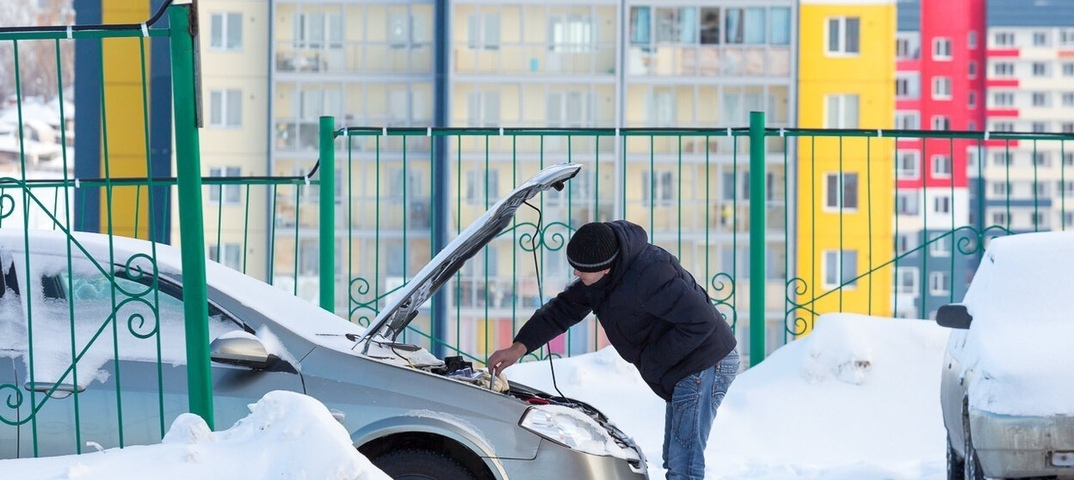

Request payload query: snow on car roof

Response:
[959,231,1074,415]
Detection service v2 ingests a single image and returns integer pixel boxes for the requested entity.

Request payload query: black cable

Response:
[522,200,569,401]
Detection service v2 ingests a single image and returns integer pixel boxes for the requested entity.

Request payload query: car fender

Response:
[352,413,526,477]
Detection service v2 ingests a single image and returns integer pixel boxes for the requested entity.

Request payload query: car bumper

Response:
[497,439,648,480]
[970,409,1074,479]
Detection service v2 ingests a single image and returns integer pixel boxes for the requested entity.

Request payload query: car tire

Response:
[963,420,985,480]
[946,438,965,480]
[374,449,479,480]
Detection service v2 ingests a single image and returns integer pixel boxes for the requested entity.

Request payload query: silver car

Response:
[0,163,648,479]
[935,231,1074,480]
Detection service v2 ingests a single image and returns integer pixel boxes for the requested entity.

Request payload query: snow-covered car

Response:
[0,163,648,479]
[935,231,1074,480]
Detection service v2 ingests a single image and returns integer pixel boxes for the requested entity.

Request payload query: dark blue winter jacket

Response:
[514,220,737,401]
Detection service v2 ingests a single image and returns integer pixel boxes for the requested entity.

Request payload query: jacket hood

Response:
[356,163,582,347]
[604,220,648,284]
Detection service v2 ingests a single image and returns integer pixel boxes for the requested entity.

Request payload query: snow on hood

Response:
[960,231,1074,416]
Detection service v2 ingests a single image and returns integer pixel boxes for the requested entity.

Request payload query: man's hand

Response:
[487,341,527,378]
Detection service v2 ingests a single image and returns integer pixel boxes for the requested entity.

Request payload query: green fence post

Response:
[319,116,336,313]
[749,111,767,367]
[168,4,214,428]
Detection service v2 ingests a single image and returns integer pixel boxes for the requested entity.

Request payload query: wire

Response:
[522,200,569,401]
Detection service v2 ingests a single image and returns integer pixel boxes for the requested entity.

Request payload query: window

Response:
[934,195,951,214]
[966,147,981,172]
[1033,31,1049,46]
[1032,122,1047,133]
[933,37,952,59]
[388,11,427,48]
[968,61,977,79]
[931,155,952,178]
[968,91,977,109]
[1066,152,1074,166]
[932,115,950,131]
[466,90,500,127]
[825,172,858,210]
[992,182,1007,196]
[649,88,676,127]
[467,12,500,50]
[1066,212,1074,228]
[822,249,858,288]
[1032,92,1049,107]
[724,7,767,44]
[993,92,1014,107]
[210,12,242,50]
[1032,62,1049,77]
[994,32,1015,46]
[769,7,791,45]
[642,170,675,204]
[547,91,590,127]
[209,166,241,205]
[209,243,243,270]
[294,12,343,50]
[992,152,1012,166]
[932,76,952,99]
[896,267,918,294]
[1064,181,1074,197]
[929,271,950,296]
[209,89,242,128]
[1062,122,1074,133]
[895,233,917,255]
[895,112,920,129]
[29,259,241,370]
[1063,63,1074,77]
[826,17,860,55]
[1064,93,1074,107]
[896,35,919,59]
[896,151,920,179]
[550,15,593,53]
[991,211,1008,226]
[968,31,977,49]
[895,74,919,99]
[993,62,1014,77]
[896,191,920,215]
[825,94,859,128]
[1034,152,1051,167]
[993,121,1014,132]
[929,233,951,257]
[465,169,499,204]
[1062,29,1074,46]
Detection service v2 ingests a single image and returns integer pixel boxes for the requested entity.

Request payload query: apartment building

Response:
[796,0,896,326]
[891,0,981,319]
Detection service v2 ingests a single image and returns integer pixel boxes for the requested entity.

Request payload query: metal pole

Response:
[319,116,336,313]
[748,111,767,367]
[168,3,214,427]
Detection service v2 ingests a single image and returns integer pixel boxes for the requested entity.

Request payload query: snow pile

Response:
[0,390,391,480]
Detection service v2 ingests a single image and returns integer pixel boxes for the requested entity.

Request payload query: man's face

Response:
[574,268,610,286]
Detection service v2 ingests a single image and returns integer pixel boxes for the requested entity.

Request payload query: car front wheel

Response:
[963,420,985,480]
[374,449,478,480]
[946,437,965,480]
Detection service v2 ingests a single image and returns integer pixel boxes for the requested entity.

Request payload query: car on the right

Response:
[935,231,1074,480]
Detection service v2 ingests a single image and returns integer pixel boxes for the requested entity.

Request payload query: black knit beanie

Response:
[567,222,620,273]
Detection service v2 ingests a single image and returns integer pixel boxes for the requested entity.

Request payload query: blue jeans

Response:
[662,349,739,480]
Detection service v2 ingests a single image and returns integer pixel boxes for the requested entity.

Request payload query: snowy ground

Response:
[0,312,952,479]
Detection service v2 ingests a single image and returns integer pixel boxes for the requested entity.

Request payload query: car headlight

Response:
[519,405,638,461]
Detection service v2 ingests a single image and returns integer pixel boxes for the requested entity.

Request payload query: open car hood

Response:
[356,162,581,346]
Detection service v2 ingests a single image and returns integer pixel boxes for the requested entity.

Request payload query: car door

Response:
[13,253,303,457]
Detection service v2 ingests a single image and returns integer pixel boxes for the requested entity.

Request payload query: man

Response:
[487,220,739,480]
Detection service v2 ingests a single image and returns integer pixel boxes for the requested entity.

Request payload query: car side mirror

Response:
[936,304,972,329]
[210,331,279,370]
